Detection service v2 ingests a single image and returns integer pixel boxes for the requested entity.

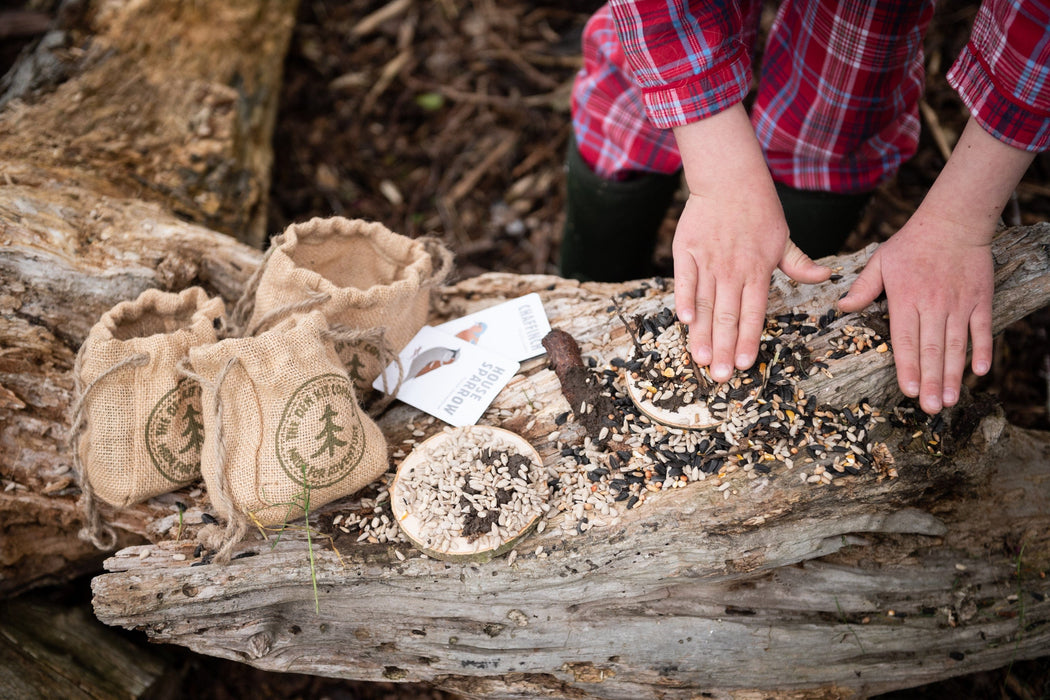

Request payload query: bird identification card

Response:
[373,325,520,427]
[432,293,550,362]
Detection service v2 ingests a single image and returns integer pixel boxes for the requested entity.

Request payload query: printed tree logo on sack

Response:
[276,373,366,488]
[146,378,206,483]
[339,338,381,388]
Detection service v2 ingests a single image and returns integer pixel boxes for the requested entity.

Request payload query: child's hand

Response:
[672,104,829,383]
[673,189,829,383]
[838,115,1034,415]
[838,214,994,414]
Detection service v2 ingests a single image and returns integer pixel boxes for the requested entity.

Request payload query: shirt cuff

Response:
[639,44,752,130]
[948,43,1050,153]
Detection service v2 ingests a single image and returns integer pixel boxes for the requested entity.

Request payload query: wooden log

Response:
[89,402,1050,699]
[3,214,1047,597]
[0,0,298,596]
[0,170,261,597]
[0,0,299,246]
[85,224,1050,699]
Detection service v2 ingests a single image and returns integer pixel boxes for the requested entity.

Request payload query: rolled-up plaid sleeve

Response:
[947,0,1050,152]
[609,1,753,129]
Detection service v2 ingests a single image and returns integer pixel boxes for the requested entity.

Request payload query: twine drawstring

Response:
[230,233,285,335]
[420,237,454,288]
[244,288,332,337]
[71,347,151,551]
[323,325,405,415]
[177,357,248,565]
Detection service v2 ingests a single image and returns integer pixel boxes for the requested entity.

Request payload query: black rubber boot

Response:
[775,181,873,259]
[559,138,681,282]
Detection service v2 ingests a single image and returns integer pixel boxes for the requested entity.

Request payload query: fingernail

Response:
[679,309,693,323]
[974,360,989,375]
[735,353,751,369]
[695,347,712,365]
[943,388,958,405]
[713,363,732,381]
[904,381,919,396]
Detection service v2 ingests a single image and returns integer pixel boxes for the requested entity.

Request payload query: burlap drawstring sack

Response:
[232,216,452,393]
[71,287,226,549]
[186,311,388,563]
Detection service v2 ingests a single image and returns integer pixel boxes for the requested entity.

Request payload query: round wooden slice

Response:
[623,371,723,429]
[391,425,546,562]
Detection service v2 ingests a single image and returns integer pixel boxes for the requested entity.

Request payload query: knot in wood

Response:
[247,629,275,659]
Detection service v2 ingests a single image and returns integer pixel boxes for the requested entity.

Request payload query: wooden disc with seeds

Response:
[623,372,723,429]
[619,308,726,429]
[391,426,546,562]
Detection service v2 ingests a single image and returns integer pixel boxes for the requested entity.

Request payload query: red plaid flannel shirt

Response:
[572,1,1050,192]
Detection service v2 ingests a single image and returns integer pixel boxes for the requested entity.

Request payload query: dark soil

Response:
[2,0,1048,698]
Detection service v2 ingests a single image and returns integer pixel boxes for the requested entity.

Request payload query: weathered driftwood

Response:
[0,0,298,596]
[85,225,1050,699]
[93,417,1049,700]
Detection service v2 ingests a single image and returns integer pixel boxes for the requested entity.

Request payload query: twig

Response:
[448,132,518,204]
[675,315,713,390]
[511,123,571,178]
[352,0,413,36]
[1016,181,1050,199]
[611,297,644,358]
[401,74,570,110]
[687,348,712,390]
[436,196,466,246]
[361,50,412,115]
[918,99,954,162]
[485,32,561,91]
